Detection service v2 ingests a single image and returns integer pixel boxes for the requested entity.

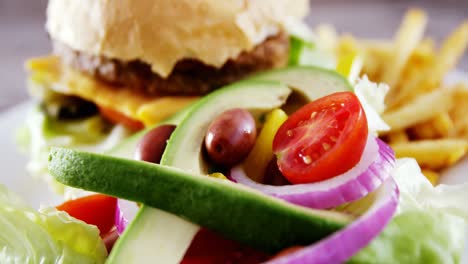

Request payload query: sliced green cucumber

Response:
[49,148,350,253]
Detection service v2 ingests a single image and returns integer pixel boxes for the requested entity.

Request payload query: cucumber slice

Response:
[49,148,350,253]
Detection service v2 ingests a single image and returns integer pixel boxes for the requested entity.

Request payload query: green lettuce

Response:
[350,159,467,263]
[22,107,130,197]
[0,185,107,263]
[288,36,336,69]
[349,210,464,264]
[354,76,390,134]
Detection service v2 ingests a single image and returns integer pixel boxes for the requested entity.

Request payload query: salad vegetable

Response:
[134,124,177,164]
[243,108,288,182]
[349,158,468,263]
[115,199,139,235]
[20,106,130,196]
[267,177,399,264]
[56,194,117,235]
[204,108,257,166]
[272,92,369,183]
[0,185,107,264]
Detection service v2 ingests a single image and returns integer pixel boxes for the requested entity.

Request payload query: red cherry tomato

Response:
[181,229,268,264]
[99,106,145,131]
[273,92,368,184]
[56,194,117,235]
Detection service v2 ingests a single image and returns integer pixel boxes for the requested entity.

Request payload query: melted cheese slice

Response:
[26,56,198,126]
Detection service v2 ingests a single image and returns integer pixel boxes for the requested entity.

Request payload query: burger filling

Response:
[53,32,289,96]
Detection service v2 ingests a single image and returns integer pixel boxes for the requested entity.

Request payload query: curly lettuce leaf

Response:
[23,107,130,196]
[354,76,390,133]
[393,158,468,220]
[288,36,336,69]
[0,185,106,263]
[349,210,464,264]
[349,159,467,263]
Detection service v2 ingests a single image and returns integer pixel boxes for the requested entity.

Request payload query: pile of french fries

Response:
[320,9,468,185]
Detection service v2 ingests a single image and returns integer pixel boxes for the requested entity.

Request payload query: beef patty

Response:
[54,33,289,96]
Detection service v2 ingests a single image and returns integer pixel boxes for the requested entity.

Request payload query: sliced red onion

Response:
[266,176,399,264]
[230,136,395,209]
[115,199,139,234]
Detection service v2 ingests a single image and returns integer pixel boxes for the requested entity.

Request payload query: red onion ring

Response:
[115,199,139,234]
[266,176,399,264]
[230,136,395,209]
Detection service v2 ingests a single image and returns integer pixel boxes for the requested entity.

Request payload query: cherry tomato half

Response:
[56,194,117,235]
[272,92,368,184]
[99,106,145,131]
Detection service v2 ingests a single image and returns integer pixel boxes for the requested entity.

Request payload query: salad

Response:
[4,64,468,263]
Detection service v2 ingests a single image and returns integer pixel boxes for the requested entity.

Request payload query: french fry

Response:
[390,139,468,170]
[360,40,392,81]
[382,88,456,132]
[385,130,409,144]
[410,112,455,139]
[421,169,440,186]
[449,83,468,139]
[387,21,468,108]
[381,9,427,89]
[333,13,468,173]
[433,21,468,86]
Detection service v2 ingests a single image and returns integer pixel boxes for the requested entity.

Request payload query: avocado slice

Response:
[252,65,352,101]
[49,148,351,253]
[161,80,292,172]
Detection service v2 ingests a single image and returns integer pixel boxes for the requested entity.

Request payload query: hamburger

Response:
[22,0,310,192]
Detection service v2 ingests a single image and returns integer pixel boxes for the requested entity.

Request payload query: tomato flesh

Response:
[181,228,268,264]
[273,92,368,184]
[99,106,145,131]
[56,194,117,235]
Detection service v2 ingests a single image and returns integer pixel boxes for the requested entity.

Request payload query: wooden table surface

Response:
[0,0,467,112]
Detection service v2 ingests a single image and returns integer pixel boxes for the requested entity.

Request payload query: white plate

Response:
[0,72,467,261]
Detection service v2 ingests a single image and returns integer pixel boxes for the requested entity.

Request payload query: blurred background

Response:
[0,0,467,111]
